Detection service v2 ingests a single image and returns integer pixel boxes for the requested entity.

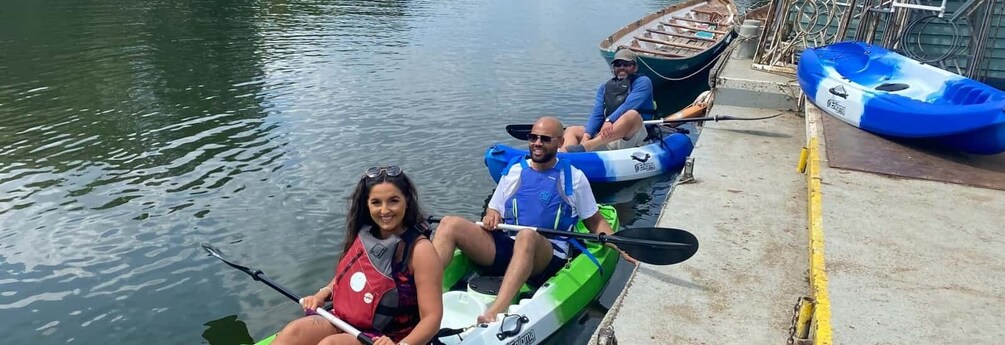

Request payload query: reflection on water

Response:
[202,315,255,345]
[0,0,707,344]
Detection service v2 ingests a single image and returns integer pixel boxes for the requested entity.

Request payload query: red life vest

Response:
[330,226,402,332]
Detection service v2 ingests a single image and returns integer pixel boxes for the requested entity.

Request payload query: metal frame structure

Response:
[750,0,1003,83]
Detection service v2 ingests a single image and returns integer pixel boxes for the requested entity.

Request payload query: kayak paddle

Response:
[504,113,783,140]
[426,216,699,265]
[200,243,375,345]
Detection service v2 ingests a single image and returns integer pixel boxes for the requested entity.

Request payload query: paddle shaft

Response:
[506,115,733,141]
[484,223,693,249]
[428,216,692,249]
[426,216,697,265]
[631,115,771,126]
[205,246,374,345]
[506,112,785,140]
[648,115,717,125]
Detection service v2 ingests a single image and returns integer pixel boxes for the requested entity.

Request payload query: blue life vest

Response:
[501,158,578,237]
[498,158,605,275]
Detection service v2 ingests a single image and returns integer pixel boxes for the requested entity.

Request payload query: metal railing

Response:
[749,0,1003,82]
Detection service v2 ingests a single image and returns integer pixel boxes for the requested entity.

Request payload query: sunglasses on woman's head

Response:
[527,133,554,144]
[364,165,402,178]
[612,60,635,67]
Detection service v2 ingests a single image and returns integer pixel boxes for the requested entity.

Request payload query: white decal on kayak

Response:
[814,72,865,127]
[826,97,846,116]
[630,151,656,173]
[630,152,651,162]
[363,292,374,304]
[350,272,366,292]
[829,85,848,98]
[634,161,656,173]
[506,329,536,345]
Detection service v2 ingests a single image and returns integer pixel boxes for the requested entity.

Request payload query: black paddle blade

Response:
[504,124,533,140]
[201,243,225,259]
[615,227,699,265]
[201,243,255,274]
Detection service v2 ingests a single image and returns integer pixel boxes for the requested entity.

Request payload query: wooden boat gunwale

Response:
[599,0,738,62]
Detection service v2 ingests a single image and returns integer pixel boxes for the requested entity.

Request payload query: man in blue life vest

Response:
[561,49,657,152]
[432,116,633,323]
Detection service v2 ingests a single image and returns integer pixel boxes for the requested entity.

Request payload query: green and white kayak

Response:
[435,204,620,345]
[254,334,277,344]
[251,205,619,345]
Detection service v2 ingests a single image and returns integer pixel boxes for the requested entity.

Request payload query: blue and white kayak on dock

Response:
[797,41,1005,155]
[484,132,694,183]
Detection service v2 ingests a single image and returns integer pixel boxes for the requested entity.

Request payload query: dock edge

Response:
[804,100,832,345]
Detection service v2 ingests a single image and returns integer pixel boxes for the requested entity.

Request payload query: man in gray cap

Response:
[561,48,656,152]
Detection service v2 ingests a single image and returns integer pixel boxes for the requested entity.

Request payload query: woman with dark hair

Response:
[272,166,442,345]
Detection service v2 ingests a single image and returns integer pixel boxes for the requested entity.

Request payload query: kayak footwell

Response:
[819,107,1005,191]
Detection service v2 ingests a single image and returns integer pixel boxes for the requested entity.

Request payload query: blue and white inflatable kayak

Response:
[484,131,694,183]
[797,41,1005,155]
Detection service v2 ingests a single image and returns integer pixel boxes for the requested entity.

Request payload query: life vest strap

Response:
[334,250,365,284]
[564,237,603,276]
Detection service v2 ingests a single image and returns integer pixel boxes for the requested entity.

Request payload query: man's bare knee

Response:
[612,111,644,140]
[615,110,641,122]
[514,229,556,274]
[436,216,469,238]
[513,228,544,247]
[514,228,537,239]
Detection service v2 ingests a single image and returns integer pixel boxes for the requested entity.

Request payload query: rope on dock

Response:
[637,40,735,82]
[707,36,743,88]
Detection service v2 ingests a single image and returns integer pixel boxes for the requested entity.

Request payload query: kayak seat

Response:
[644,125,688,143]
[514,247,597,300]
[968,90,990,104]
[976,92,991,104]
[945,83,973,105]
[468,275,537,304]
[644,125,663,142]
[943,81,995,105]
[517,286,539,301]
[469,275,504,296]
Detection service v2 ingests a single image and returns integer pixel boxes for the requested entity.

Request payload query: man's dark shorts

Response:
[480,230,566,287]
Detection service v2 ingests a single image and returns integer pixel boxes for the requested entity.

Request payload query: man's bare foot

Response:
[564,144,586,153]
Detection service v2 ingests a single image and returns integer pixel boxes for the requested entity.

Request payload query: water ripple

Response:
[0,0,692,343]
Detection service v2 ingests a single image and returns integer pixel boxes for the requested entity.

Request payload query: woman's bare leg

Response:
[270,315,339,345]
[318,333,365,345]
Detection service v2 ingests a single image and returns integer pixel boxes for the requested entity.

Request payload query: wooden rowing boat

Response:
[599,0,739,83]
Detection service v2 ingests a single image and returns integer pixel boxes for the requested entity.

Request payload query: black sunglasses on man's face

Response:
[527,133,554,144]
[612,60,635,68]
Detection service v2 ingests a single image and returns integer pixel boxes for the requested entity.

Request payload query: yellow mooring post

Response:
[794,297,816,341]
[797,146,809,173]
